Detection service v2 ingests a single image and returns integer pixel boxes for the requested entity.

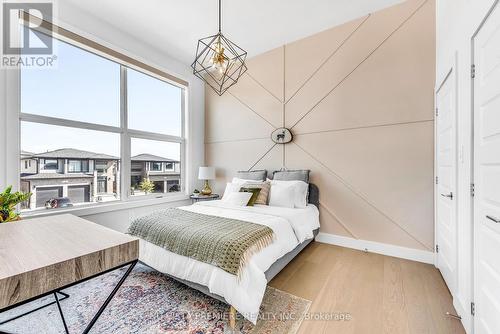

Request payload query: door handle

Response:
[441,192,453,200]
[486,215,500,224]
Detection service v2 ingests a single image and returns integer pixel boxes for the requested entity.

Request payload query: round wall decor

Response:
[271,128,293,144]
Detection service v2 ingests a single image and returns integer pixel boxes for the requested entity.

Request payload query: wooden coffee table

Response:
[0,214,139,334]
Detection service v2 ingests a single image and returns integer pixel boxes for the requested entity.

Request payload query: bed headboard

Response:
[308,183,319,209]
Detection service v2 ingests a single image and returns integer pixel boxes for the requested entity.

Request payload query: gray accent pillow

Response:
[308,184,319,208]
[236,170,267,181]
[272,169,310,183]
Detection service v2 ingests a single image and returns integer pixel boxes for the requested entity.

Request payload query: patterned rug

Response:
[0,264,310,334]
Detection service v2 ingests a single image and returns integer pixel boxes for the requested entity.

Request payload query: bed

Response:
[131,182,320,325]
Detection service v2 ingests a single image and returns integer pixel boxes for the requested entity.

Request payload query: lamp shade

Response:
[198,166,215,180]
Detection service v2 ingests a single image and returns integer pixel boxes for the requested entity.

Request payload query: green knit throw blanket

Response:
[127,208,275,277]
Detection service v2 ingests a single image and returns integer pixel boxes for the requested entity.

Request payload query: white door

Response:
[473,2,500,333]
[436,69,457,295]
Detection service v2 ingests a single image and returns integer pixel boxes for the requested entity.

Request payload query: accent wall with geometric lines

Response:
[205,0,435,252]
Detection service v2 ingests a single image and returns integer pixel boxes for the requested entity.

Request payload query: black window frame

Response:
[68,159,90,173]
[151,162,162,171]
[42,159,59,170]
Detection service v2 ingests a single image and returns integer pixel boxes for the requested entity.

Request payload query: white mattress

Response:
[139,200,320,324]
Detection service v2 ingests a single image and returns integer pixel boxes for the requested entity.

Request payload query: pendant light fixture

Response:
[191,0,247,96]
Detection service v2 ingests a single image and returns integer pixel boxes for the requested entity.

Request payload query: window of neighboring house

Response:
[24,161,28,169]
[165,162,174,171]
[151,162,162,171]
[68,160,89,173]
[167,180,180,193]
[97,176,107,193]
[43,159,58,170]
[19,31,186,212]
[95,160,108,173]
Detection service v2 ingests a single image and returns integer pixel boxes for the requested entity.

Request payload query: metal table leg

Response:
[54,292,69,334]
[0,260,137,334]
[82,260,137,334]
[0,291,70,326]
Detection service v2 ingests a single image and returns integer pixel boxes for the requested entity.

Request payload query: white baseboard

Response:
[315,232,435,264]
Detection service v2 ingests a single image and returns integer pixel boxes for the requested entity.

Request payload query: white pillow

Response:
[222,182,241,200]
[268,182,295,208]
[270,180,308,208]
[222,192,253,206]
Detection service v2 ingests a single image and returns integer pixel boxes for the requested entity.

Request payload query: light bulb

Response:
[210,40,227,75]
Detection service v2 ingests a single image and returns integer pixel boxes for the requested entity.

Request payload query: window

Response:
[95,160,108,173]
[151,162,162,171]
[21,38,120,126]
[68,160,89,173]
[128,68,182,136]
[24,161,28,169]
[167,180,180,193]
[42,159,58,170]
[19,34,186,212]
[97,176,107,193]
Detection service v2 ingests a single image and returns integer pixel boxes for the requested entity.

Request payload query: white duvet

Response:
[138,200,320,324]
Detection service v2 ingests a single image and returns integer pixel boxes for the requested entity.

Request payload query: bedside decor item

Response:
[198,166,216,195]
[0,186,31,223]
[191,0,247,96]
[271,128,293,144]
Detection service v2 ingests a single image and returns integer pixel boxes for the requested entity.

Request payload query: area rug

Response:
[0,264,310,334]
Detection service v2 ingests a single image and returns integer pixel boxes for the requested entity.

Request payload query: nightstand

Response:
[190,194,220,203]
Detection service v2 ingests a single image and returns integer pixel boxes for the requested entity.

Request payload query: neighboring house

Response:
[20,151,38,175]
[20,148,120,209]
[131,153,181,194]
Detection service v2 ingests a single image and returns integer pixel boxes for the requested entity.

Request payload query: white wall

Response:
[436,0,497,332]
[0,1,205,231]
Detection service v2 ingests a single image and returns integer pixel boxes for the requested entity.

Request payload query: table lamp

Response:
[198,166,215,195]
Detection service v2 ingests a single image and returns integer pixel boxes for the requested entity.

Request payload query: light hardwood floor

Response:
[269,242,466,334]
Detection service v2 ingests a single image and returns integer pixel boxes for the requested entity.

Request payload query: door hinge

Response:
[471,302,475,316]
[435,244,439,253]
[471,183,475,197]
[471,64,476,79]
[435,108,439,117]
[435,176,439,185]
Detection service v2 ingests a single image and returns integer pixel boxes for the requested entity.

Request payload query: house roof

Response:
[34,148,119,160]
[21,173,94,180]
[131,154,179,163]
[21,150,35,158]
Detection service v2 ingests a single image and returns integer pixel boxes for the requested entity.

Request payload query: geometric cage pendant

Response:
[191,0,247,96]
[191,32,247,96]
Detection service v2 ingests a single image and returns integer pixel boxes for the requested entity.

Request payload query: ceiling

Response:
[61,0,404,65]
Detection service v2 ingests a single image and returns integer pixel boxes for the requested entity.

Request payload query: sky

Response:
[21,37,182,161]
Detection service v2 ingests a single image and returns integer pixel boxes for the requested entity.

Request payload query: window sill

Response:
[21,193,190,219]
